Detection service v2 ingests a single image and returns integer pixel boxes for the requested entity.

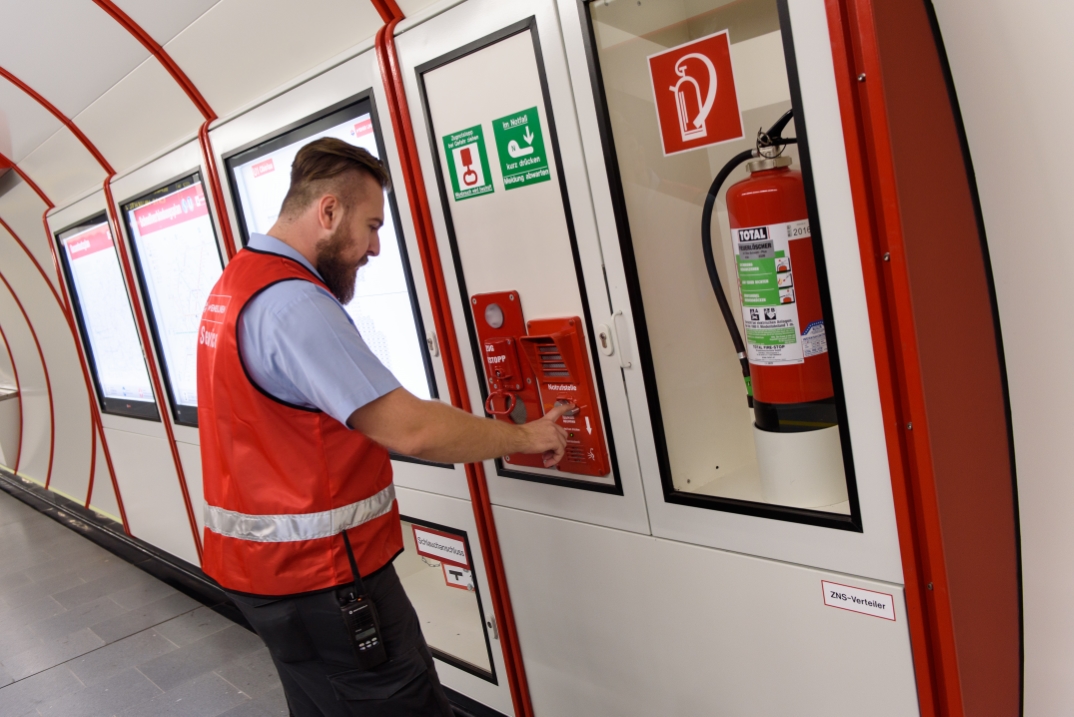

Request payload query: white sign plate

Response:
[822,580,896,621]
[412,527,469,568]
[443,564,474,591]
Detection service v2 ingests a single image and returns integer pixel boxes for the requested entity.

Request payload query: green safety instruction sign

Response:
[734,219,827,366]
[492,106,550,190]
[443,124,494,201]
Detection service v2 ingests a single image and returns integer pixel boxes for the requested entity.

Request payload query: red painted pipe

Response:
[103,180,203,560]
[0,271,55,492]
[371,8,535,716]
[0,319,24,473]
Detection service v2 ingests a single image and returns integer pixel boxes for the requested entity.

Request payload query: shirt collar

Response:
[248,233,323,281]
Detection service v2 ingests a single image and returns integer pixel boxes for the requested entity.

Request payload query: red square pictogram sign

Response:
[648,30,744,156]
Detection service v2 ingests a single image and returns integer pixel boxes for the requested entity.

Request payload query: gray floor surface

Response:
[0,489,289,717]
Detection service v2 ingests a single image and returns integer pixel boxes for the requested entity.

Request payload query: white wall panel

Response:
[76,58,204,176]
[931,1,1071,713]
[165,0,382,117]
[495,505,918,717]
[0,177,57,290]
[175,440,204,538]
[18,128,107,208]
[88,433,123,523]
[0,0,149,118]
[397,0,445,17]
[0,77,63,163]
[104,427,199,565]
[112,0,223,45]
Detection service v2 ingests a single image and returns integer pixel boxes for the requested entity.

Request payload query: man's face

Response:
[313,173,384,304]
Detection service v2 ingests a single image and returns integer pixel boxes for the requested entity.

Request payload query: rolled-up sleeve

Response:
[238,280,401,425]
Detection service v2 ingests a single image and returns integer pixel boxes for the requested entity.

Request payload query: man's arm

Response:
[348,388,570,466]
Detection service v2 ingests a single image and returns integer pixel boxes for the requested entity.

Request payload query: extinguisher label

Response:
[734,220,817,366]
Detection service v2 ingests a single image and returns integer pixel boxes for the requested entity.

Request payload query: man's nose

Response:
[369,230,381,257]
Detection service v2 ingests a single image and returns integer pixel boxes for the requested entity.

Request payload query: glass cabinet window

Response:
[587,0,860,527]
[397,518,496,681]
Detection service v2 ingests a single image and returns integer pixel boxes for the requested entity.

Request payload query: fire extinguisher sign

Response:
[647,30,744,156]
[442,124,494,201]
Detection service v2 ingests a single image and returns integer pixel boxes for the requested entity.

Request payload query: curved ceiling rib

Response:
[0,308,23,473]
[0,151,126,526]
[91,0,236,260]
[0,268,55,494]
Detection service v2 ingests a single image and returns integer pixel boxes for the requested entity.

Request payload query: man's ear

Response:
[317,193,341,231]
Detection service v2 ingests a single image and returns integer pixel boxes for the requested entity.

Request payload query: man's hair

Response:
[278,137,390,219]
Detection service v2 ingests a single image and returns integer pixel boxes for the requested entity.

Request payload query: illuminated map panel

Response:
[56,217,158,420]
[227,101,434,400]
[123,176,224,426]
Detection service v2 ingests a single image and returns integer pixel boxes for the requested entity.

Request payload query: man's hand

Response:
[516,402,571,466]
[349,389,575,466]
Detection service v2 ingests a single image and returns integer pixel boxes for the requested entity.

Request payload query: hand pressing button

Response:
[553,399,580,417]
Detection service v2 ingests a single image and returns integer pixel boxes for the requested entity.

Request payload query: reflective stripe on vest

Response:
[204,484,395,543]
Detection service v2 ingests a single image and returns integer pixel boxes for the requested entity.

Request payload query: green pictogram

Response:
[443,124,494,201]
[491,106,550,190]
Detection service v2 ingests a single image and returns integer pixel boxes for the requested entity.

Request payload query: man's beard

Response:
[314,227,367,304]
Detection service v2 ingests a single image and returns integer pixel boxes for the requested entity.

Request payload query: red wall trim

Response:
[103,180,202,559]
[0,319,24,473]
[372,9,535,717]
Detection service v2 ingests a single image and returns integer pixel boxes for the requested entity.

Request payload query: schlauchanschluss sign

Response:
[492,106,551,190]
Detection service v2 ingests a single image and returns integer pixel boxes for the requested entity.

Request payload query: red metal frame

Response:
[0,317,24,473]
[820,5,941,713]
[370,2,535,715]
[820,0,1023,714]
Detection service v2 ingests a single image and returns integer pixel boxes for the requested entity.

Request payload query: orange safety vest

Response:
[197,248,402,596]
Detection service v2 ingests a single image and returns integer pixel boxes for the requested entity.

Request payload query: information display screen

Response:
[226,100,434,400]
[122,175,224,426]
[56,217,158,420]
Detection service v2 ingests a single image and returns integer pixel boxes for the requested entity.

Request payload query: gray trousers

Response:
[228,564,454,717]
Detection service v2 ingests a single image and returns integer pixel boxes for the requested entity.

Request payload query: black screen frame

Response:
[120,172,225,428]
[54,213,160,421]
[579,0,863,531]
[222,92,439,407]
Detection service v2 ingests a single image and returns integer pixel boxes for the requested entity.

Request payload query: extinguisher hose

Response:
[702,110,799,405]
[701,148,757,401]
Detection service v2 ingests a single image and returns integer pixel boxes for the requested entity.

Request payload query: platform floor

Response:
[0,489,288,717]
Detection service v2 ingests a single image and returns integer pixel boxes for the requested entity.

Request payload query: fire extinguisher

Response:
[701,109,845,507]
[701,108,837,430]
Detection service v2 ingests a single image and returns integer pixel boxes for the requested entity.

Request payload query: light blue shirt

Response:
[237,233,401,425]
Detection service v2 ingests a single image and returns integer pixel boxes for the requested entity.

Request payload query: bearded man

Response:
[196,138,568,716]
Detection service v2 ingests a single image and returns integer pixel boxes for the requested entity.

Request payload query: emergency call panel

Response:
[122,174,224,427]
[471,292,609,478]
[56,216,159,420]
